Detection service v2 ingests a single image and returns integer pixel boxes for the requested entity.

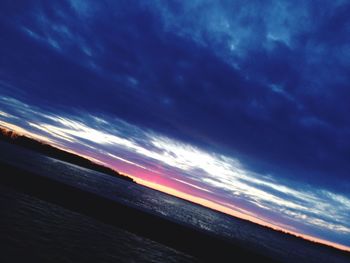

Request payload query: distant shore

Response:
[0,128,135,183]
[0,160,279,262]
[1,131,350,263]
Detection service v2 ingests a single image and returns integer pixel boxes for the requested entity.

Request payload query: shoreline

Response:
[0,161,277,262]
[1,157,350,262]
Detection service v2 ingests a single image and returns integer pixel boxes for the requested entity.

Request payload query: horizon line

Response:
[1,124,350,253]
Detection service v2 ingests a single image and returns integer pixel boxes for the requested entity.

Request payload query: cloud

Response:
[1,96,350,245]
[1,0,350,246]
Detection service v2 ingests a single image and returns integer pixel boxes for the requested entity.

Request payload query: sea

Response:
[0,141,349,263]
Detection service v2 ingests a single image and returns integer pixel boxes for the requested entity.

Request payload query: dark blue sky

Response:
[1,1,350,248]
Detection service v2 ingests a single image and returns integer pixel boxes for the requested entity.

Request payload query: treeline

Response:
[0,128,135,183]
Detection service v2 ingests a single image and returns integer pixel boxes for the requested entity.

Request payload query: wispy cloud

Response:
[1,0,350,247]
[1,95,349,244]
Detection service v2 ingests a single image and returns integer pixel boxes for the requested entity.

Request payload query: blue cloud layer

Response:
[1,0,350,246]
[1,96,350,246]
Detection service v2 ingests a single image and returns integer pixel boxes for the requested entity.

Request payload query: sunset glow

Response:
[132,177,350,252]
[1,1,350,258]
[1,118,350,252]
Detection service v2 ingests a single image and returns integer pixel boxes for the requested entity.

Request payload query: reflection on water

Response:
[0,141,349,263]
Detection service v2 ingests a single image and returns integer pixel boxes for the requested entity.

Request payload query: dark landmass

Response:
[0,129,350,262]
[0,128,135,183]
[0,161,275,262]
[1,159,350,263]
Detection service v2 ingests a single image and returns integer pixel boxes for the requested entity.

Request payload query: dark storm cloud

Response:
[1,0,350,244]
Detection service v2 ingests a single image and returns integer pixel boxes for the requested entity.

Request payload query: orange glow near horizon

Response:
[0,124,104,165]
[129,175,350,253]
[0,121,54,143]
[1,123,350,253]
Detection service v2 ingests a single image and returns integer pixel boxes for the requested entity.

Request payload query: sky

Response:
[0,0,350,250]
